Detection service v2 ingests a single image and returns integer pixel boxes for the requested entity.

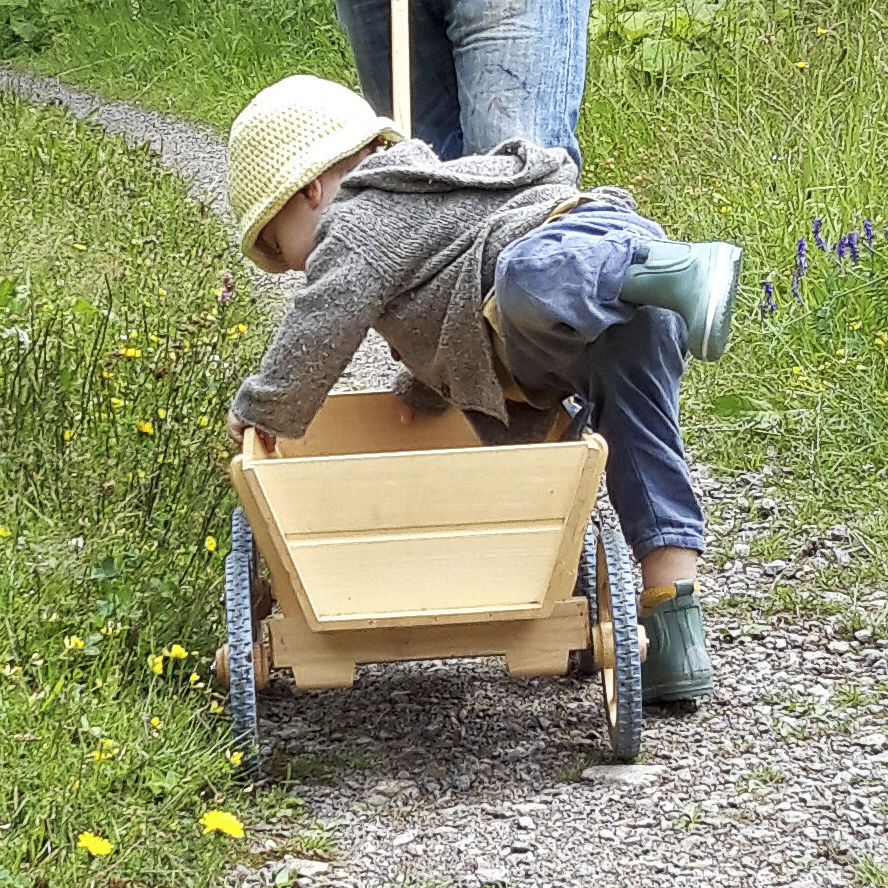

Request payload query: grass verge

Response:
[0,93,322,886]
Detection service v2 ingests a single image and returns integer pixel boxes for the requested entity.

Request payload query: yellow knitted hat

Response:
[228,74,404,269]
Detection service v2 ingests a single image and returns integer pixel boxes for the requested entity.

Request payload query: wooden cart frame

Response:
[228,391,609,688]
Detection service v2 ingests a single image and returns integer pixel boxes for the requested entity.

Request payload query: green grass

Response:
[5,0,356,132]
[855,855,888,888]
[0,94,319,886]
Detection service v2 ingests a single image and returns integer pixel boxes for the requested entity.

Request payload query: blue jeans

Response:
[494,202,706,561]
[333,0,589,170]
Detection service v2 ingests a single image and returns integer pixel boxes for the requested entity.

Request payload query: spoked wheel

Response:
[575,523,645,760]
[215,508,271,764]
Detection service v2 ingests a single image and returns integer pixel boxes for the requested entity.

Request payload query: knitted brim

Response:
[239,119,403,270]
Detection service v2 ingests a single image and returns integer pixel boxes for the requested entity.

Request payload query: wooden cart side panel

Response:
[267,596,591,688]
[274,391,481,458]
[229,455,321,628]
[541,433,609,609]
[251,443,590,536]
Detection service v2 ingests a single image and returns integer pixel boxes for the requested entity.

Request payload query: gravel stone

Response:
[10,69,885,888]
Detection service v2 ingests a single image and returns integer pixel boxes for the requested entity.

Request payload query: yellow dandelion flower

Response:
[228,750,244,767]
[157,408,167,419]
[110,397,123,409]
[0,526,11,539]
[816,26,826,35]
[150,716,162,729]
[158,287,167,296]
[121,347,142,358]
[200,810,244,838]
[64,635,85,650]
[197,416,209,427]
[148,653,165,675]
[796,60,808,69]
[165,643,187,660]
[189,672,202,686]
[792,366,802,375]
[77,832,113,856]
[137,420,154,436]
[91,739,119,762]
[63,429,75,442]
[72,243,87,252]
[851,321,862,331]
[102,369,114,380]
[210,701,224,714]
[204,536,217,553]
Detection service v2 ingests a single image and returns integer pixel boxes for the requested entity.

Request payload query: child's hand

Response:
[226,411,277,453]
[227,409,249,444]
[400,405,415,425]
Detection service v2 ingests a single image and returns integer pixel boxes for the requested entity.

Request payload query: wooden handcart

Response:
[216,391,647,760]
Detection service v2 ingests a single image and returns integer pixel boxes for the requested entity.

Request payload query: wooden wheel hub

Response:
[214,642,271,691]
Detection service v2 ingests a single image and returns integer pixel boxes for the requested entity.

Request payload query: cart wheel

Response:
[576,523,643,760]
[224,508,259,758]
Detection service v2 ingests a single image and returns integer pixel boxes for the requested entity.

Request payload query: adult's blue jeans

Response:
[333,0,590,169]
[494,202,706,560]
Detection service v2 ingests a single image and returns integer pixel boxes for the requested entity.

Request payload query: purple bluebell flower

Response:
[836,236,848,259]
[848,231,859,263]
[812,218,827,251]
[864,220,874,249]
[796,236,808,275]
[761,280,777,317]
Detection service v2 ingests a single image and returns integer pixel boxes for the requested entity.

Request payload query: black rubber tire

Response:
[225,508,259,762]
[597,526,643,760]
[575,522,643,760]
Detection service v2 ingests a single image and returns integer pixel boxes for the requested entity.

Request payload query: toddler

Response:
[226,75,742,703]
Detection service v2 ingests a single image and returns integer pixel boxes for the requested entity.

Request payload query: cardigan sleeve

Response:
[230,236,386,439]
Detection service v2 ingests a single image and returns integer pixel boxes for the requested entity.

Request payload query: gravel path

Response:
[4,66,885,888]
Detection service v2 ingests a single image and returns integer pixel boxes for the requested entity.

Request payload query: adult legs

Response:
[444,0,590,170]
[333,0,464,158]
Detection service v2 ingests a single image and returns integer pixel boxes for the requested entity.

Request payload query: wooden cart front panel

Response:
[248,443,590,628]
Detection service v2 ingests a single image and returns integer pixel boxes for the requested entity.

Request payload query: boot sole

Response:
[643,678,713,704]
[700,243,742,361]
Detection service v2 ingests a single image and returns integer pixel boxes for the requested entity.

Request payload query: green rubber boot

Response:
[620,240,742,362]
[639,580,713,703]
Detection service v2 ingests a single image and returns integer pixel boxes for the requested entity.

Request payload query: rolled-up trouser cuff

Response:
[631,530,706,564]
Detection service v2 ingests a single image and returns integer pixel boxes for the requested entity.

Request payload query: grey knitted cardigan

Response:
[231,137,581,440]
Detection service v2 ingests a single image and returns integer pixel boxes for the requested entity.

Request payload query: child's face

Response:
[257,179,334,272]
[256,148,371,272]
